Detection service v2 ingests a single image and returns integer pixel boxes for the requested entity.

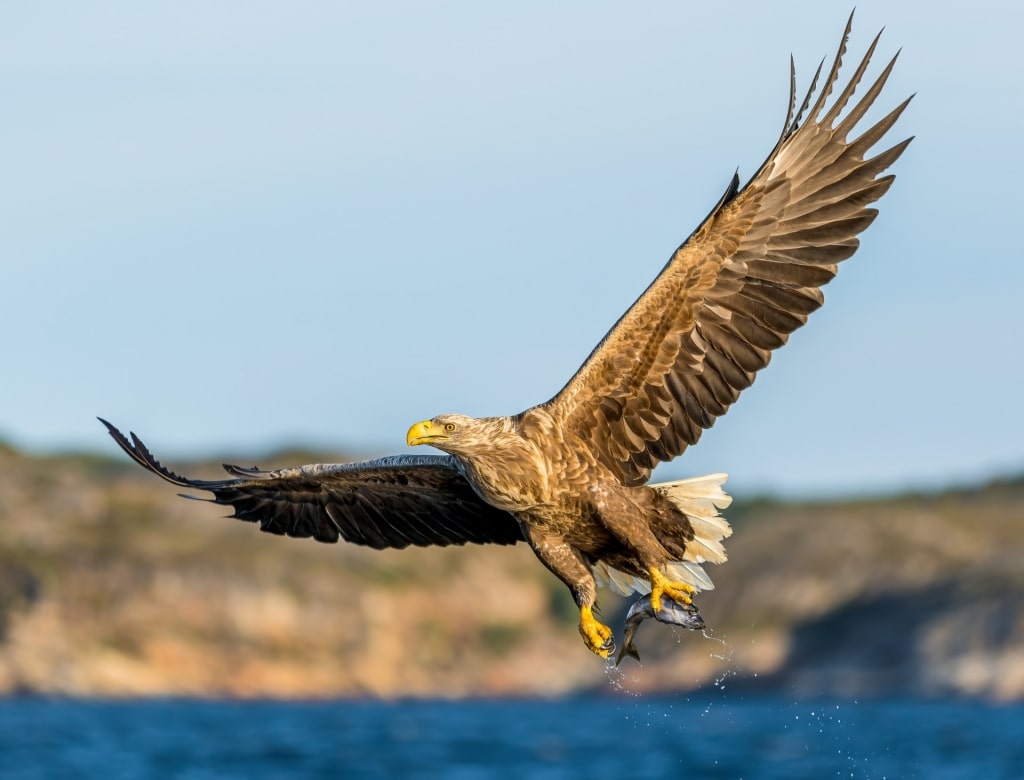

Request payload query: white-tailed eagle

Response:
[103,14,910,659]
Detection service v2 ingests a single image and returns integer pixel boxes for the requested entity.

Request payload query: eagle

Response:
[102,15,911,660]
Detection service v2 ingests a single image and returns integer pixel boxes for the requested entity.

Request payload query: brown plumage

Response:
[102,14,911,659]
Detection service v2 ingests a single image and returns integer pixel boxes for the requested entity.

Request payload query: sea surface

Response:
[1,695,1021,779]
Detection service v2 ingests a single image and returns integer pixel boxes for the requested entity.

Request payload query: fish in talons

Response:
[616,594,705,666]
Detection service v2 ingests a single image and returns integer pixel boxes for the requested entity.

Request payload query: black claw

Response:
[601,635,616,657]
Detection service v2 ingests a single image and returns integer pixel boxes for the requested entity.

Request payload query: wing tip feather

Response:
[99,417,218,491]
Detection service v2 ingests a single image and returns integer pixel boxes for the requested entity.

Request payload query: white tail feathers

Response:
[592,473,733,597]
[655,472,733,566]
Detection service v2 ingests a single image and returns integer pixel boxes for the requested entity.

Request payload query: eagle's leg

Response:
[593,487,704,614]
[594,490,696,615]
[523,528,615,658]
[648,566,695,613]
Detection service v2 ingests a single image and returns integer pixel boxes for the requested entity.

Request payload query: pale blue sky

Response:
[2,2,1021,496]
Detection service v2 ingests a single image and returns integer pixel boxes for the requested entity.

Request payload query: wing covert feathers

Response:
[542,15,911,485]
[99,419,524,550]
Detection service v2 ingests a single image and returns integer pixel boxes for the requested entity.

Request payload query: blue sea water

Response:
[0,696,1021,780]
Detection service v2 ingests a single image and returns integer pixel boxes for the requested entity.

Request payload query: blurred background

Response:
[1,1,1022,777]
[2,0,1022,498]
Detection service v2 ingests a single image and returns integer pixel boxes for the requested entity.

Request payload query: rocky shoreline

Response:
[1,444,1021,700]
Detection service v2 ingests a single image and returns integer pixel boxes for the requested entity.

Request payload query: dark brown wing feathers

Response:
[542,15,911,485]
[99,419,524,550]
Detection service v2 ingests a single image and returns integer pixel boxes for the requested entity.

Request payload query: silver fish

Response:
[615,594,705,665]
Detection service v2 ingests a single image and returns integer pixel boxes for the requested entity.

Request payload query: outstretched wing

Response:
[100,419,524,549]
[541,15,912,486]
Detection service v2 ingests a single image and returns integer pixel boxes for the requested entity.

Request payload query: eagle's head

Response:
[406,414,510,456]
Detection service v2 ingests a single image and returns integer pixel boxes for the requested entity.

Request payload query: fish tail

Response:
[615,640,640,666]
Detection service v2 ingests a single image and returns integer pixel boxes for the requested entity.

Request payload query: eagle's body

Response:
[102,15,911,659]
[423,412,698,603]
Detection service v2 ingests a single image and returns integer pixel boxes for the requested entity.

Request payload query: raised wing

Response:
[100,419,524,549]
[541,15,912,485]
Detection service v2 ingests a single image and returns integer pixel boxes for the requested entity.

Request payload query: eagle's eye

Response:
[444,422,457,433]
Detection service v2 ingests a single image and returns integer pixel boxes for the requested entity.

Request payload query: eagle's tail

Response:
[592,473,733,597]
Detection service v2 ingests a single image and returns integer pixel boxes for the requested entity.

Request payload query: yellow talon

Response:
[649,566,695,613]
[578,605,615,658]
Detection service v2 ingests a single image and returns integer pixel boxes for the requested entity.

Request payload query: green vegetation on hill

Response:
[0,445,1021,699]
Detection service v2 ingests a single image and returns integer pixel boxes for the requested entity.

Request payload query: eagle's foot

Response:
[648,566,695,613]
[578,605,615,658]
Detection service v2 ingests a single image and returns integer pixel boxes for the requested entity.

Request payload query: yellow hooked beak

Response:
[407,419,449,447]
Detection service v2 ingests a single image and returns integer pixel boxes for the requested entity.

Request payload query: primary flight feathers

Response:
[543,20,911,486]
[99,419,523,549]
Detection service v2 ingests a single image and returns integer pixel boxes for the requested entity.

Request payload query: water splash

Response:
[606,625,892,778]
[603,656,645,698]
